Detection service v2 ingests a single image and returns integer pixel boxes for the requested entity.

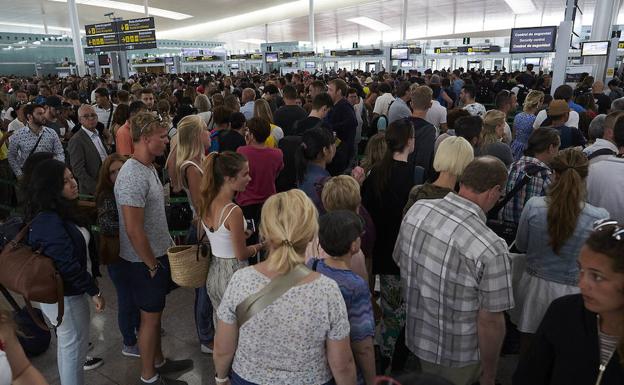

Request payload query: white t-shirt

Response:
[373,92,395,116]
[533,109,579,129]
[425,100,447,129]
[7,118,25,132]
[93,103,116,129]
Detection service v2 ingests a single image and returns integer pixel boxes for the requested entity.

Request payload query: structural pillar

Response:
[550,0,577,95]
[67,0,86,76]
[308,0,315,52]
[585,0,621,82]
[400,0,408,42]
[144,0,149,16]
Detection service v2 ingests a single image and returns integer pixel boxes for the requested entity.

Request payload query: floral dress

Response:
[511,112,537,161]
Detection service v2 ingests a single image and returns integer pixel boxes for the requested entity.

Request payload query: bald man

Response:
[593,81,612,115]
[67,104,109,194]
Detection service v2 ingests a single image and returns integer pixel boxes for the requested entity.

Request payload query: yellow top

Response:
[0,131,8,160]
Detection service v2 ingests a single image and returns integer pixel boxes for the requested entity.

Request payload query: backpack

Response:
[370,114,389,135]
[587,148,617,160]
[515,84,530,106]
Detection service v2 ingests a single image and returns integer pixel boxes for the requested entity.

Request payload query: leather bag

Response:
[0,223,64,329]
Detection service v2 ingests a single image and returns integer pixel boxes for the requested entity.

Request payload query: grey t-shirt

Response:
[114,158,171,263]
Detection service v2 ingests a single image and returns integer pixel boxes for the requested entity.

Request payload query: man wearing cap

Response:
[44,95,64,137]
[546,100,586,149]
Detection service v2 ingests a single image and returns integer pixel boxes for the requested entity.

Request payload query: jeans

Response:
[187,224,214,345]
[41,294,90,385]
[108,259,141,346]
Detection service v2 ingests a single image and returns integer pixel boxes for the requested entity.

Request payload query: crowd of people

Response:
[0,64,623,385]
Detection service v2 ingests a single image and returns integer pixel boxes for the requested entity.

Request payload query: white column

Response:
[144,0,149,16]
[585,0,621,81]
[67,0,85,76]
[308,0,315,52]
[400,0,408,41]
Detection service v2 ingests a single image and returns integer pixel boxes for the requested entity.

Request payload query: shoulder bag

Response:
[0,222,64,330]
[167,220,210,288]
[236,264,312,327]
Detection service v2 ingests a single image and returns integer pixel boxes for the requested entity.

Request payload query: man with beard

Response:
[8,103,64,178]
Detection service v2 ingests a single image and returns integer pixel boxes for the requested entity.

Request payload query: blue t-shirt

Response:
[297,163,330,212]
[307,259,375,385]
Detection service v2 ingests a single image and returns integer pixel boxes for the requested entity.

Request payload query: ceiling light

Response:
[48,0,192,20]
[503,0,535,14]
[346,17,392,32]
[239,39,265,44]
[0,21,71,32]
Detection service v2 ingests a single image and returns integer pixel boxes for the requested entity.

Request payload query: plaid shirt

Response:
[500,156,552,224]
[393,193,514,367]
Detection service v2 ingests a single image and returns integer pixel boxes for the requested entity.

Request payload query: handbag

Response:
[0,222,64,330]
[98,234,120,265]
[236,264,311,327]
[167,221,210,288]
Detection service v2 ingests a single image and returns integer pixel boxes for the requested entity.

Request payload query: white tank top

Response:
[0,349,11,385]
[180,160,203,217]
[202,203,246,259]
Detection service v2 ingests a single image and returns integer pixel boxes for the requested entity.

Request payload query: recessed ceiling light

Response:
[239,39,265,44]
[48,0,192,20]
[346,17,392,32]
[503,0,535,14]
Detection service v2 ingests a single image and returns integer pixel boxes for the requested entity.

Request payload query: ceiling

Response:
[0,0,621,50]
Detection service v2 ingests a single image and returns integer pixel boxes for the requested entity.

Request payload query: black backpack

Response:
[515,84,530,106]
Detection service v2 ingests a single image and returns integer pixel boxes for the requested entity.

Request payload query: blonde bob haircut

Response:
[130,111,169,142]
[260,190,318,274]
[321,175,361,212]
[433,136,474,176]
[523,90,545,113]
[175,115,207,191]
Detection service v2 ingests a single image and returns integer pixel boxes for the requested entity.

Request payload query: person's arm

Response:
[327,337,357,385]
[213,320,238,384]
[477,309,506,385]
[0,130,12,147]
[351,337,375,385]
[52,131,65,162]
[120,205,159,273]
[0,319,49,385]
[515,198,532,252]
[165,141,179,191]
[7,132,22,177]
[115,127,133,156]
[441,90,454,107]
[225,206,262,261]
[185,166,202,216]
[68,138,95,195]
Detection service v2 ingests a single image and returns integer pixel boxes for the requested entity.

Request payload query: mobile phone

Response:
[245,219,256,233]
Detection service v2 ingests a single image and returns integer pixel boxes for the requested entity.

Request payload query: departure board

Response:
[85,17,156,53]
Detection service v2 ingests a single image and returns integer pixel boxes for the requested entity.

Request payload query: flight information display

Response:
[85,17,156,53]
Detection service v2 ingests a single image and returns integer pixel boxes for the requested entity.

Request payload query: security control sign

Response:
[118,17,155,32]
[85,22,117,36]
[509,26,557,54]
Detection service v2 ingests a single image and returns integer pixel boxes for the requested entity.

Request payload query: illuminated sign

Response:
[85,22,117,36]
[509,26,557,54]
[86,33,119,48]
[117,17,155,33]
[120,30,157,50]
[84,16,156,53]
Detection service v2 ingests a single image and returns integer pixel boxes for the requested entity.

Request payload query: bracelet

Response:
[148,263,160,273]
[214,375,229,384]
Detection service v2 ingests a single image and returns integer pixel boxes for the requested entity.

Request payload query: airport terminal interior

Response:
[2,0,624,384]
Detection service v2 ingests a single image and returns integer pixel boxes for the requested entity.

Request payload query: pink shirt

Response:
[236,145,283,207]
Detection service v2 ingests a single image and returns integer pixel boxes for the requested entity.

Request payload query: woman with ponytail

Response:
[360,118,415,366]
[213,190,356,385]
[511,148,609,346]
[199,151,264,327]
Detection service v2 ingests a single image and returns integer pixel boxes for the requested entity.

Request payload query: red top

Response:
[236,145,284,207]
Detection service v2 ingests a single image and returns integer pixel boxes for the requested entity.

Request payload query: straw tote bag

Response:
[167,221,211,288]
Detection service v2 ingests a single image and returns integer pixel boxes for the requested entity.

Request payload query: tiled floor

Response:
[5,268,519,385]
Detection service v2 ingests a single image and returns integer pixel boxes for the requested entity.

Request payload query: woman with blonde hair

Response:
[478,109,513,167]
[511,90,544,160]
[253,99,284,148]
[511,148,609,348]
[174,114,214,353]
[213,189,356,385]
[200,151,265,327]
[0,306,49,385]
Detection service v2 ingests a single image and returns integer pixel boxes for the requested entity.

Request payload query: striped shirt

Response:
[394,193,514,367]
[501,156,552,225]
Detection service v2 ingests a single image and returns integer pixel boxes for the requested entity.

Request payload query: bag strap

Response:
[0,284,20,312]
[236,264,312,327]
[488,167,540,219]
[24,270,63,331]
[28,130,44,158]
[587,148,617,160]
[105,104,114,130]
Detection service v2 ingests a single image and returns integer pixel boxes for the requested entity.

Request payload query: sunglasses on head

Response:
[140,113,164,136]
[593,219,624,241]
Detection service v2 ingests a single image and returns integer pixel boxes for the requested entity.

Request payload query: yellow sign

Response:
[607,68,615,77]
[467,47,473,53]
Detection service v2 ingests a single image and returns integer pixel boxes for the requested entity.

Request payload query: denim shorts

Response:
[128,255,171,313]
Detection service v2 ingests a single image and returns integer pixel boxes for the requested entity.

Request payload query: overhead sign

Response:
[85,16,156,53]
[120,30,157,50]
[509,26,557,54]
[329,49,383,57]
[619,42,624,49]
[434,47,458,54]
[85,22,117,36]
[117,17,155,32]
[184,55,222,62]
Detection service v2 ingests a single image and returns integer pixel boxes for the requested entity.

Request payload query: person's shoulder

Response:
[547,294,584,318]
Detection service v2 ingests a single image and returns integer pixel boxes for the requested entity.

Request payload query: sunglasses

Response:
[140,113,164,136]
[593,219,624,241]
